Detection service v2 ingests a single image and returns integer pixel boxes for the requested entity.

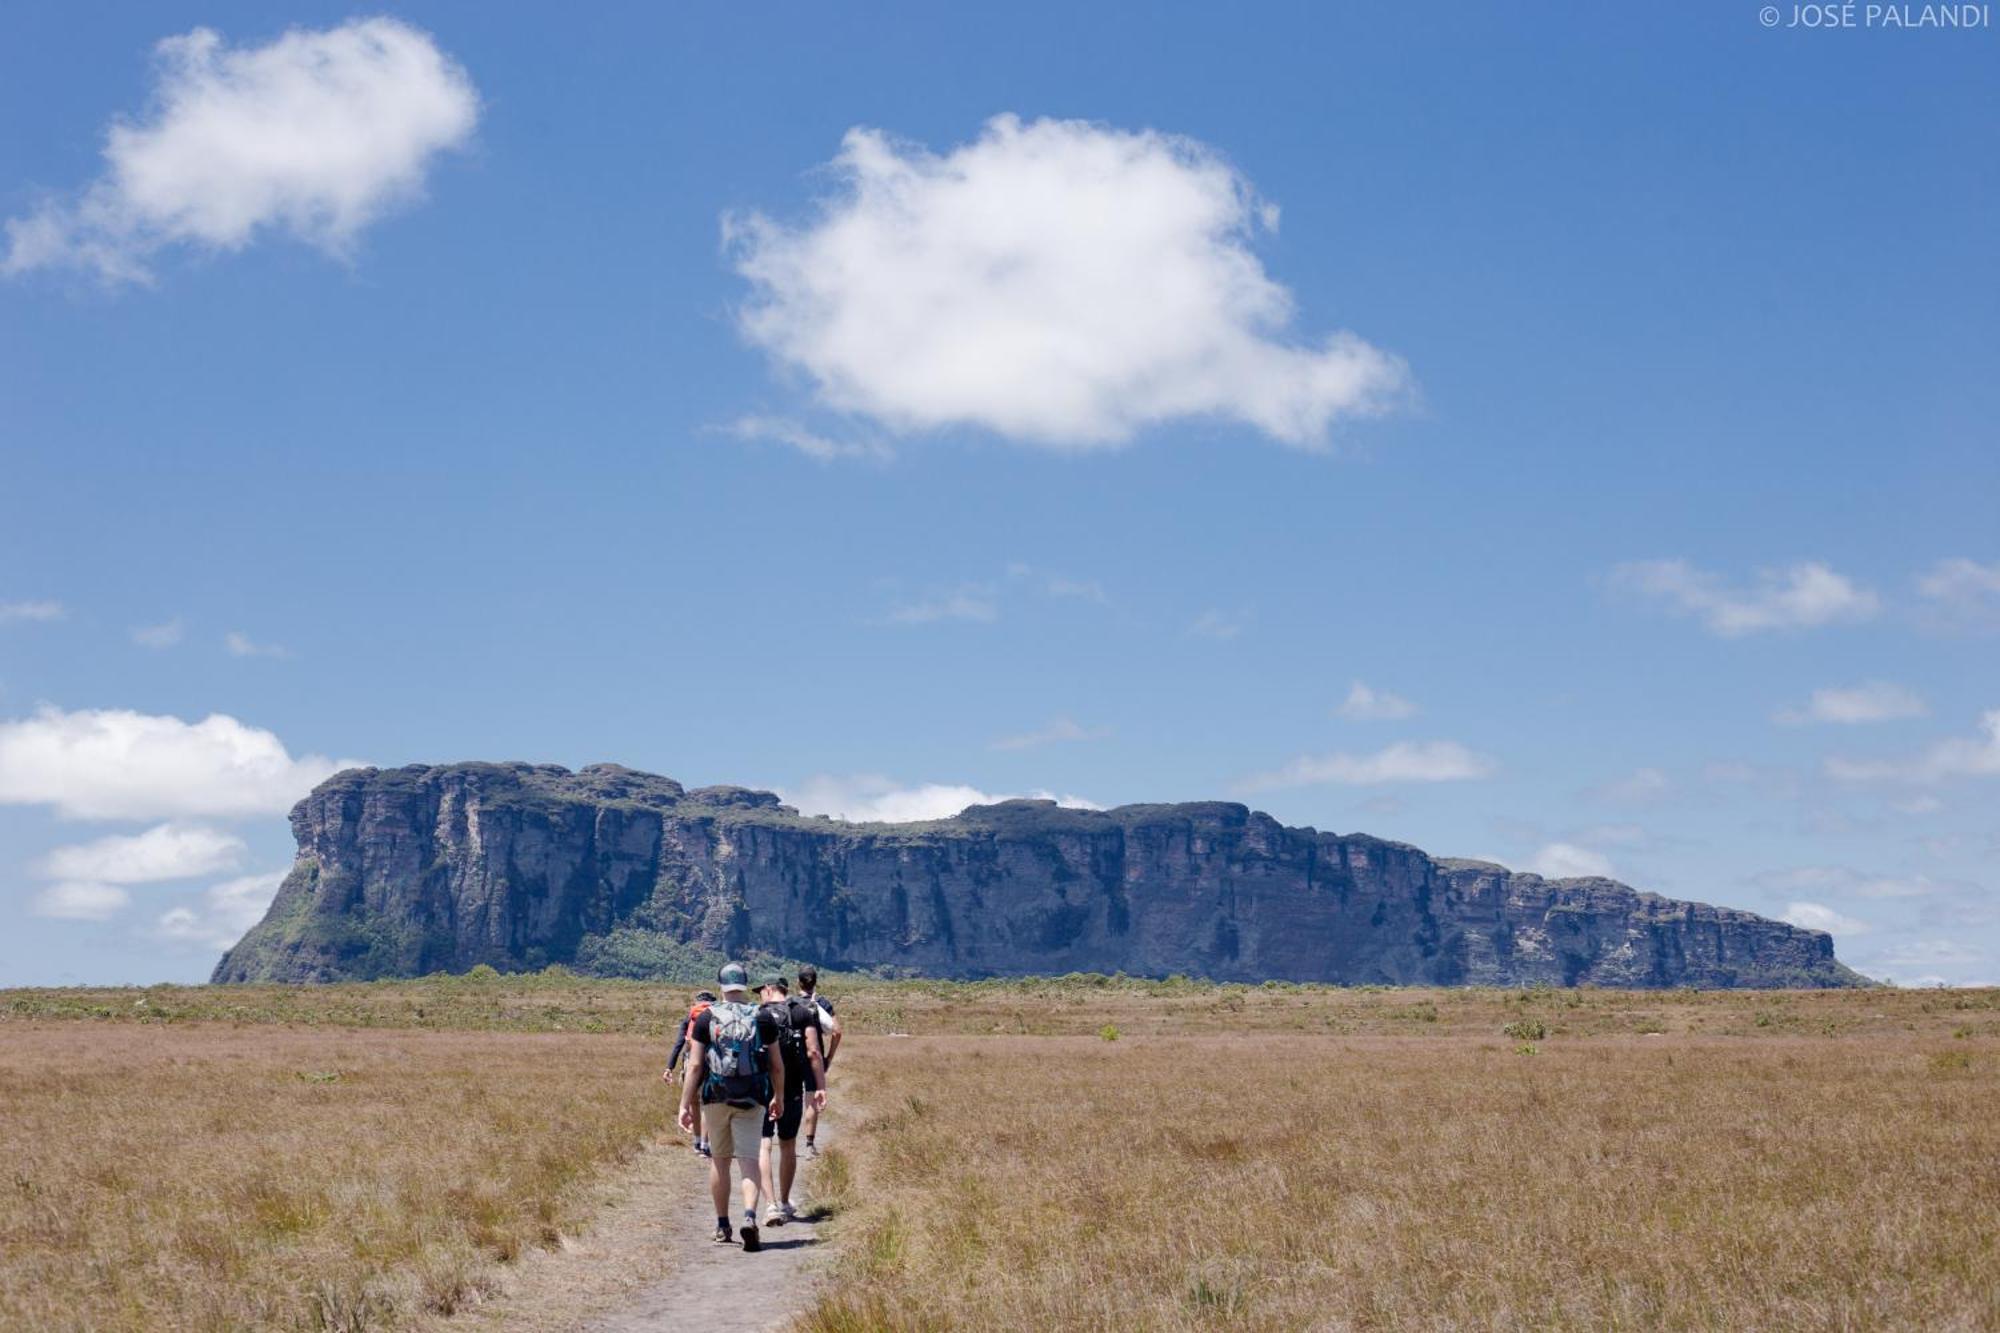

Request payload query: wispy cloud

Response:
[30,882,130,921]
[1337,681,1417,721]
[4,19,478,284]
[881,585,999,625]
[1915,557,2000,631]
[1589,767,1673,805]
[990,716,1110,752]
[1775,681,1926,726]
[0,600,65,624]
[1780,901,1871,935]
[38,822,244,884]
[1187,608,1250,641]
[1238,740,1495,792]
[131,618,185,649]
[1826,709,2000,786]
[157,869,285,951]
[726,414,891,463]
[1610,559,1878,636]
[224,630,290,659]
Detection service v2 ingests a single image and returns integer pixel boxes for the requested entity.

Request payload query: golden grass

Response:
[808,1024,2000,1330]
[3,979,1995,1330]
[0,1024,670,1332]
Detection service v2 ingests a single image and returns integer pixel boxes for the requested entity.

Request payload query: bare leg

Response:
[739,1152,765,1217]
[801,1100,819,1144]
[779,1137,799,1206]
[707,1157,730,1219]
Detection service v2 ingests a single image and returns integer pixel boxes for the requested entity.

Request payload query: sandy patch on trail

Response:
[431,1133,833,1333]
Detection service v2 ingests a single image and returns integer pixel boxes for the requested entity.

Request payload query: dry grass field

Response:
[3,976,1996,1331]
[0,1023,670,1332]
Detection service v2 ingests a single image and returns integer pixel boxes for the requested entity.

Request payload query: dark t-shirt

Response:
[759,998,821,1095]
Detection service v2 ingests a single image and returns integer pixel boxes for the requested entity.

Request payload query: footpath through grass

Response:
[2,976,1995,1330]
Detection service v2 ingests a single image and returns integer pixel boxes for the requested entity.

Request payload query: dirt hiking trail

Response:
[436,1133,833,1333]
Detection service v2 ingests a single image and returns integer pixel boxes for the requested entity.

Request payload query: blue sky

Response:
[2,2,1994,986]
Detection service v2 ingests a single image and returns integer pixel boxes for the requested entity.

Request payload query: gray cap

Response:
[717,961,749,992]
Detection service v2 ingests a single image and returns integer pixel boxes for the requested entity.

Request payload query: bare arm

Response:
[765,1041,785,1120]
[821,1007,843,1062]
[677,1036,706,1132]
[805,1025,828,1109]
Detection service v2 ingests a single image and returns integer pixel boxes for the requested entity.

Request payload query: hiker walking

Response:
[755,975,827,1227]
[661,989,717,1158]
[796,965,841,1158]
[676,963,785,1251]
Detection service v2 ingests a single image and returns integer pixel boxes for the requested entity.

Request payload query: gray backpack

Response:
[702,1001,769,1107]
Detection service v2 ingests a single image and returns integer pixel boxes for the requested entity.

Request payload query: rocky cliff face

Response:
[213,762,1867,988]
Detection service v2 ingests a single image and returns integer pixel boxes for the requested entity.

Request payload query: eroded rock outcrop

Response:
[213,762,1866,988]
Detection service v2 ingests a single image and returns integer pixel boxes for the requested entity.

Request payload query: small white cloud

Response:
[1528,842,1615,880]
[1611,559,1879,636]
[1337,681,1417,721]
[1780,901,1871,935]
[1915,557,2000,630]
[157,869,284,950]
[1755,866,1940,900]
[783,773,1098,824]
[881,586,999,625]
[131,618,185,649]
[1827,710,2000,786]
[1042,575,1107,604]
[4,18,479,284]
[1590,767,1673,805]
[0,705,357,820]
[1775,681,1927,726]
[1238,740,1495,792]
[0,600,65,624]
[31,882,131,921]
[38,822,244,883]
[1187,608,1249,640]
[991,716,1110,752]
[726,414,891,463]
[730,115,1406,450]
[224,631,289,659]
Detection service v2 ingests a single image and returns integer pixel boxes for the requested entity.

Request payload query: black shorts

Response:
[762,1091,804,1141]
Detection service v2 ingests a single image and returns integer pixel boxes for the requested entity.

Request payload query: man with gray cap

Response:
[676,962,785,1251]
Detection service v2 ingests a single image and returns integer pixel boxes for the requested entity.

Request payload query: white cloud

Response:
[1775,680,1927,726]
[1187,608,1249,640]
[224,631,290,659]
[882,586,999,625]
[0,705,356,820]
[30,882,131,921]
[1042,575,1107,604]
[1826,710,2000,786]
[1590,767,1673,805]
[4,18,478,284]
[1915,557,2000,630]
[991,716,1110,751]
[1780,901,1871,935]
[726,415,891,463]
[0,600,65,623]
[1337,681,1417,721]
[730,115,1407,450]
[1528,842,1616,880]
[38,822,244,883]
[783,773,1099,824]
[157,869,284,951]
[1239,740,1495,792]
[131,618,185,649]
[1611,559,1879,636]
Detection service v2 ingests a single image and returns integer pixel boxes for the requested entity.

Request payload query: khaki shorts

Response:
[702,1102,765,1161]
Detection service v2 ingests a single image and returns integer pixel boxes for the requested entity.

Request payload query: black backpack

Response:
[764,999,808,1074]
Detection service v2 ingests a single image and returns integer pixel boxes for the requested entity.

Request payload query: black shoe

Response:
[712,1222,733,1245]
[740,1224,761,1252]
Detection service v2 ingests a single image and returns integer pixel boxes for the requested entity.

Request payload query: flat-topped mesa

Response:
[214,762,1869,988]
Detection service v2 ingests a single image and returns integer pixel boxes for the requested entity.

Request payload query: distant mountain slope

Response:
[214,763,1868,988]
